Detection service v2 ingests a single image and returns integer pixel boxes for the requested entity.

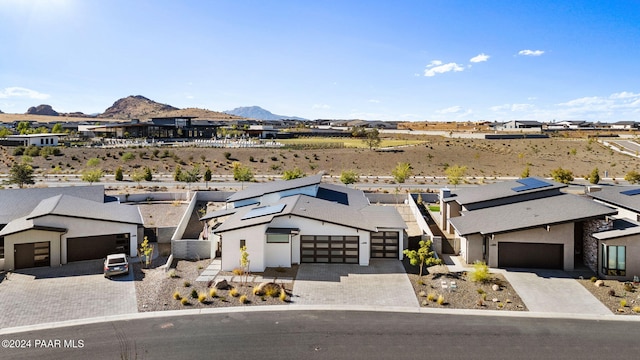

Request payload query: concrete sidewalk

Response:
[501,269,612,315]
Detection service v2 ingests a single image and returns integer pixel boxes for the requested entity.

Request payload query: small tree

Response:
[86,157,101,167]
[131,168,146,187]
[625,170,640,184]
[144,166,153,181]
[240,245,250,284]
[551,167,574,184]
[138,236,154,269]
[520,165,530,179]
[282,167,305,180]
[179,165,201,190]
[204,166,212,187]
[392,162,412,183]
[588,167,600,185]
[362,128,381,150]
[115,166,124,181]
[232,162,254,187]
[9,161,35,188]
[445,164,467,187]
[173,165,182,181]
[340,170,359,186]
[82,168,104,185]
[51,123,64,133]
[402,239,442,277]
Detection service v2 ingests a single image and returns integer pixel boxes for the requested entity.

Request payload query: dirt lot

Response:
[1,136,636,181]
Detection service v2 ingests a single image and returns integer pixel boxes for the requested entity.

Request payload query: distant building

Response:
[3,134,64,147]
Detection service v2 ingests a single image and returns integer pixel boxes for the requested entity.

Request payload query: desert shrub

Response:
[209,289,217,298]
[476,288,485,294]
[121,152,135,161]
[620,299,628,307]
[173,291,181,300]
[180,298,189,306]
[198,294,207,303]
[167,269,178,278]
[232,268,244,276]
[279,289,287,302]
[239,295,248,304]
[632,306,640,313]
[623,282,634,292]
[590,276,598,282]
[191,289,198,299]
[418,290,427,297]
[470,261,491,283]
[183,280,191,287]
[427,293,436,302]
[224,152,232,160]
[608,289,616,297]
[437,295,445,305]
[229,288,239,297]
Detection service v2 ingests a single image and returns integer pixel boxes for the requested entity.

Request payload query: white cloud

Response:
[437,106,463,114]
[609,91,640,100]
[312,104,330,109]
[368,99,380,103]
[518,49,545,56]
[424,60,464,77]
[470,53,490,63]
[490,103,534,112]
[0,87,50,100]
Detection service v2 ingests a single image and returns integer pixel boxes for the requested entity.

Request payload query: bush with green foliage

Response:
[115,166,124,181]
[588,167,600,184]
[551,167,574,184]
[392,162,412,183]
[402,239,442,277]
[282,167,305,180]
[121,152,135,161]
[340,170,359,185]
[470,261,491,283]
[624,170,640,184]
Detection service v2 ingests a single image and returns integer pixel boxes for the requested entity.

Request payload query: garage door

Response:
[67,233,130,262]
[300,235,359,263]
[498,242,563,269]
[14,242,50,269]
[371,231,399,258]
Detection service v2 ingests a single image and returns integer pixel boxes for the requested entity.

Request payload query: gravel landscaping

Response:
[134,258,296,312]
[403,260,527,311]
[577,278,640,315]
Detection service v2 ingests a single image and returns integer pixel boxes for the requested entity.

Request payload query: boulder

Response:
[214,279,229,290]
[253,282,282,296]
[492,284,500,291]
[594,280,605,287]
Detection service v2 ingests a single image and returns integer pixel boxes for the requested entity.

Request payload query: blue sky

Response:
[1,0,640,122]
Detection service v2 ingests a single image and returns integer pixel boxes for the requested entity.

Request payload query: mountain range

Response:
[224,106,306,121]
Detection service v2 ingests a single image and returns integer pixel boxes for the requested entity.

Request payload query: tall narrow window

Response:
[240,239,246,249]
[602,244,626,276]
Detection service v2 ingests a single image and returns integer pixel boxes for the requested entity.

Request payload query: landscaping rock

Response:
[254,282,282,296]
[492,298,499,302]
[595,280,605,287]
[492,284,500,291]
[214,279,230,290]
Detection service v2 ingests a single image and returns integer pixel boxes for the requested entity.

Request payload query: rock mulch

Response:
[403,261,527,311]
[134,259,296,312]
[577,278,640,315]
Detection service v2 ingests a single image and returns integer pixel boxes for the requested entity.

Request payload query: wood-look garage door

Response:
[300,235,359,263]
[371,231,399,258]
[67,233,130,262]
[498,242,563,269]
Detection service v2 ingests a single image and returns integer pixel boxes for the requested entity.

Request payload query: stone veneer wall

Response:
[583,219,614,273]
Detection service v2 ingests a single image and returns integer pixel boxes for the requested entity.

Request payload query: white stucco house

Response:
[201,174,407,272]
[0,186,143,271]
[5,133,65,147]
[441,177,617,271]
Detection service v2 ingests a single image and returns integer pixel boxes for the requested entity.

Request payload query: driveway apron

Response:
[0,260,137,329]
[501,269,612,315]
[292,259,418,307]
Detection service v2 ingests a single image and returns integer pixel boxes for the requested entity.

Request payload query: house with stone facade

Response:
[441,177,617,271]
[200,174,407,272]
[586,187,640,281]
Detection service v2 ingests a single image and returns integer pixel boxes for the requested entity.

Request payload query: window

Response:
[0,237,4,259]
[240,239,246,249]
[602,244,626,276]
[267,234,289,243]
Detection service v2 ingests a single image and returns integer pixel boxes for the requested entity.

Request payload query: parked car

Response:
[104,253,129,278]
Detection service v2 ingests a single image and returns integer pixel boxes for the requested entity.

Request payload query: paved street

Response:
[292,259,419,307]
[0,260,137,329]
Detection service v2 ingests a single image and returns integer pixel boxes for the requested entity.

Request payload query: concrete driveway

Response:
[292,259,418,307]
[0,260,137,330]
[501,269,612,315]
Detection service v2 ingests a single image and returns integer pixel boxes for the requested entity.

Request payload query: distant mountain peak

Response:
[224,106,306,121]
[98,95,179,119]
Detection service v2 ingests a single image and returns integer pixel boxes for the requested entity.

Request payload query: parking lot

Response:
[0,260,137,330]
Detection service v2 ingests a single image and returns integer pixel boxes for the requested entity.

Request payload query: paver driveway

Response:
[0,260,137,329]
[292,259,418,307]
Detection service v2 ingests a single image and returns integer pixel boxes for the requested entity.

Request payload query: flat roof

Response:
[589,186,640,214]
[443,177,566,206]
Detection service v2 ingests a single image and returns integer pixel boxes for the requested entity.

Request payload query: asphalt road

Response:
[1,310,637,359]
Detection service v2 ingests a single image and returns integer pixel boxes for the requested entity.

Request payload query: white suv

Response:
[104,253,129,278]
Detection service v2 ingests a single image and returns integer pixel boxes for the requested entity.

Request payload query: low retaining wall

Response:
[171,239,211,260]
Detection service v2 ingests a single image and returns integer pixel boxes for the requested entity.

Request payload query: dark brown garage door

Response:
[301,235,359,263]
[498,242,563,269]
[67,233,130,262]
[371,231,399,258]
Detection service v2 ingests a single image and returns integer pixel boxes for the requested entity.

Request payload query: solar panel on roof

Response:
[241,203,286,220]
[512,178,553,192]
[621,188,640,196]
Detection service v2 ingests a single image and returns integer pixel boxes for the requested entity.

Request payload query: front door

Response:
[14,243,35,269]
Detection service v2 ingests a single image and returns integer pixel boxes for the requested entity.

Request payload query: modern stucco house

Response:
[0,186,143,271]
[586,187,640,280]
[441,177,617,271]
[201,174,407,272]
